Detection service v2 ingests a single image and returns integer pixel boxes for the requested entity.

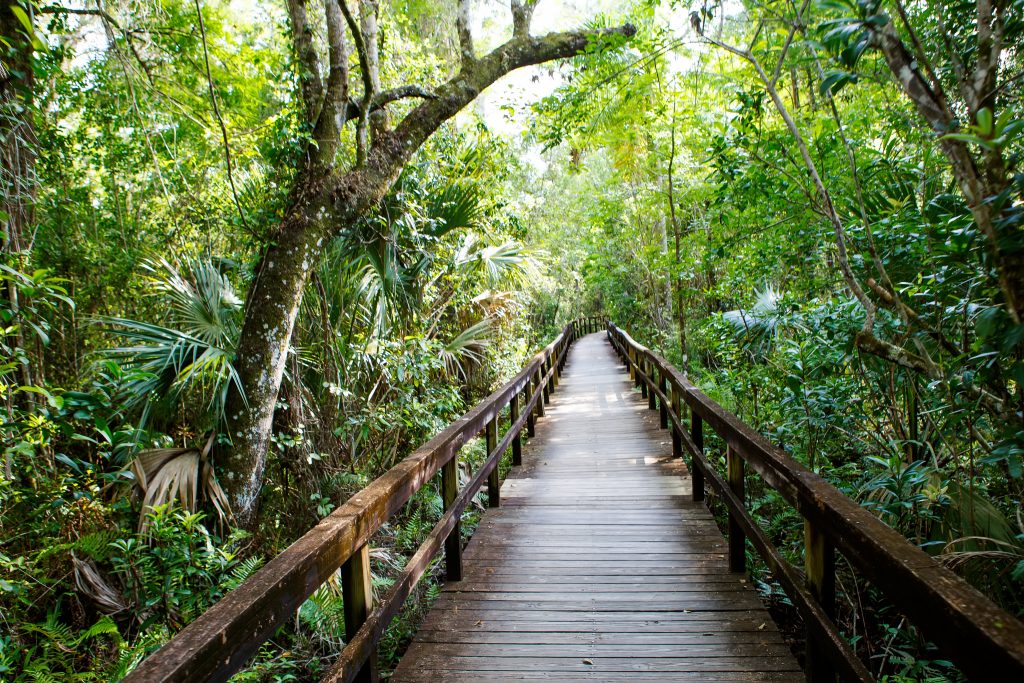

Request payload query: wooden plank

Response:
[399,653,802,673]
[392,333,799,682]
[420,610,785,628]
[125,328,577,683]
[395,674,802,683]
[414,632,787,645]
[609,324,1024,680]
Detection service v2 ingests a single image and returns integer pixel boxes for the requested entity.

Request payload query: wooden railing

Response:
[607,322,1024,682]
[125,320,596,683]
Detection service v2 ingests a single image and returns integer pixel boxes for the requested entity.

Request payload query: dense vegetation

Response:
[1,0,1021,680]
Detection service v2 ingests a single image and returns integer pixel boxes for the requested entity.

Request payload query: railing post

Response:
[542,359,551,404]
[628,347,636,382]
[511,392,522,466]
[670,384,682,459]
[640,357,649,399]
[536,368,546,417]
[526,376,536,435]
[546,355,555,396]
[341,543,378,683]
[727,445,746,573]
[804,520,837,683]
[553,345,561,388]
[487,415,500,507]
[658,371,668,429]
[647,363,657,411]
[441,453,462,581]
[691,413,705,502]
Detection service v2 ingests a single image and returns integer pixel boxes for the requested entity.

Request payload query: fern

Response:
[107,626,169,680]
[36,531,118,564]
[80,617,121,644]
[221,556,263,592]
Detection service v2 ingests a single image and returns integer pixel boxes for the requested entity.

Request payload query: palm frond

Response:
[439,319,492,379]
[72,553,128,615]
[142,257,241,347]
[722,285,793,357]
[128,436,231,532]
[426,182,484,237]
[95,256,245,423]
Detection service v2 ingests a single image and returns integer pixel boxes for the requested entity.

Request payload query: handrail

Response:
[126,319,597,683]
[606,322,1024,682]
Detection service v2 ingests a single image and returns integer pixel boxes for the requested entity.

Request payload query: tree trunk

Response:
[2,0,39,404]
[220,22,637,528]
[870,22,1024,324]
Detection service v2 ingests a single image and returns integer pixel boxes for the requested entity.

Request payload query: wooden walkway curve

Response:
[393,332,801,682]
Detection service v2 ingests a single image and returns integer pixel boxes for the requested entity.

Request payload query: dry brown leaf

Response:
[72,553,127,614]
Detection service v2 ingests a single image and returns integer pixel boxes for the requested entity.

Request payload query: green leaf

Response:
[975,107,993,137]
[820,71,857,96]
[9,5,32,35]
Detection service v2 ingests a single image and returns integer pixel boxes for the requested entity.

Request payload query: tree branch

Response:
[193,0,250,232]
[312,0,349,159]
[284,0,324,125]
[868,21,1023,324]
[360,1,385,138]
[41,5,157,86]
[328,22,636,217]
[342,85,437,122]
[769,0,810,88]
[702,31,878,332]
[340,0,374,166]
[511,0,538,39]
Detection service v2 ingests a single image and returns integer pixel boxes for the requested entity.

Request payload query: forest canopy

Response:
[1,0,1023,679]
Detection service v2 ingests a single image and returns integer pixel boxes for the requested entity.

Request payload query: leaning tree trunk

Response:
[220,21,636,528]
[1,0,39,406]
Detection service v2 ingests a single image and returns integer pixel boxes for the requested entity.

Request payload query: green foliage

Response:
[5,0,1023,679]
[97,257,245,430]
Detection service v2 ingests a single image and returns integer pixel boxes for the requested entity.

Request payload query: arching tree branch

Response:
[221,18,638,527]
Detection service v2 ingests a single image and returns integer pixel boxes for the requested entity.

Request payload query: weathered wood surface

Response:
[609,323,1024,681]
[392,333,800,682]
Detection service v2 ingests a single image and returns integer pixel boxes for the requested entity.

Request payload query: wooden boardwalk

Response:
[392,333,801,682]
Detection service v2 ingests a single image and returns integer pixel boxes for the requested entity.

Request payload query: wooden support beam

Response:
[658,372,668,428]
[805,520,837,683]
[640,358,649,399]
[341,544,378,683]
[536,368,546,417]
[727,445,746,573]
[510,392,522,466]
[441,454,462,581]
[670,384,682,459]
[691,413,704,502]
[486,416,500,507]
[525,379,535,436]
[647,362,657,410]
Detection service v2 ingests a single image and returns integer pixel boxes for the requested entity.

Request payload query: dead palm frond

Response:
[941,536,1024,572]
[72,553,128,615]
[129,434,231,532]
